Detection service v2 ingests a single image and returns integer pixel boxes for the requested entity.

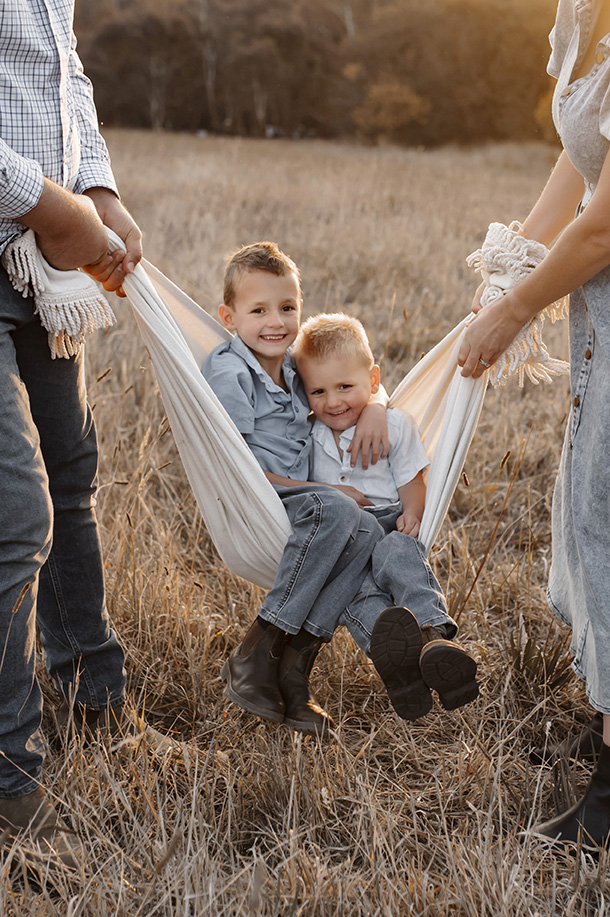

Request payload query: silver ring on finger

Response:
[478,358,491,368]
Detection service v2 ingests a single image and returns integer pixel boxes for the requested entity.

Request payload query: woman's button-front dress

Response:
[547,32,610,712]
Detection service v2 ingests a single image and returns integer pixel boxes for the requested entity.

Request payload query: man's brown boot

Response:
[55,700,181,757]
[221,619,286,722]
[0,787,82,871]
[529,712,604,766]
[278,639,334,736]
[419,624,479,711]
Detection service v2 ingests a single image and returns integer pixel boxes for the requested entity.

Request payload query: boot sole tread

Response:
[419,641,479,711]
[370,607,432,721]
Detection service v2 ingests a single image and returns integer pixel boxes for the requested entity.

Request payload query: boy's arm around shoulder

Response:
[347,383,389,470]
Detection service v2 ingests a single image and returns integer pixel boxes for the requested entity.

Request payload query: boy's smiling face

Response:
[218,269,301,372]
[298,353,380,433]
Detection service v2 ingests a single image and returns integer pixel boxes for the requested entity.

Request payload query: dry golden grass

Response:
[3,131,606,915]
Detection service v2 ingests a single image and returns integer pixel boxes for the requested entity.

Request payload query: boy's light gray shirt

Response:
[310,408,429,506]
[203,334,312,480]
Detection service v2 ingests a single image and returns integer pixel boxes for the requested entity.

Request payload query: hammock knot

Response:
[466,221,569,388]
[1,229,116,358]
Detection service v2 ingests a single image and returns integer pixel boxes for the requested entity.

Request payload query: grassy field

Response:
[4,130,606,915]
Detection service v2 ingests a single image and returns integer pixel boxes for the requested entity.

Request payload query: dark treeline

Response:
[75,0,558,145]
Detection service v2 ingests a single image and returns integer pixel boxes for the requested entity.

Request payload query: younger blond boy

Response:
[292,312,479,716]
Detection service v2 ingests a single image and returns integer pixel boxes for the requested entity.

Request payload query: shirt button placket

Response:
[569,340,593,449]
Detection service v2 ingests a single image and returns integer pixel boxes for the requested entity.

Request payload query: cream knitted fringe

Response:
[466,221,569,387]
[1,229,115,358]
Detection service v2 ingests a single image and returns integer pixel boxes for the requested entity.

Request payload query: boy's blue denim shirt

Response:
[203,334,312,480]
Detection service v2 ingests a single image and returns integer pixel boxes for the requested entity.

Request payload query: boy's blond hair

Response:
[223,241,301,308]
[292,312,375,369]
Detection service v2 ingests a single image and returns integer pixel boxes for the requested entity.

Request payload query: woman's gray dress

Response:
[546,0,610,712]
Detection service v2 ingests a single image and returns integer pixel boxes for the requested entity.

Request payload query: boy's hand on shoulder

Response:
[349,402,389,469]
[396,512,421,537]
[331,484,374,508]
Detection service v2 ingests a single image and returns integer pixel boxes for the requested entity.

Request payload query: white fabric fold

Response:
[106,232,292,588]
[1,228,115,358]
[389,317,487,552]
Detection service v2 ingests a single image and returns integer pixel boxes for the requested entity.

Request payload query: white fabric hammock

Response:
[119,256,292,588]
[0,224,566,590]
[119,255,484,584]
[107,222,567,588]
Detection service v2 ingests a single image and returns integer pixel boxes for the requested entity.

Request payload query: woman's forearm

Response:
[506,184,610,326]
[520,150,586,246]
[459,148,610,376]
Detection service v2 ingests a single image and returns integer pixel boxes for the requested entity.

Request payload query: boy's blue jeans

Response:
[0,271,126,797]
[339,506,457,655]
[260,491,455,652]
[260,484,383,636]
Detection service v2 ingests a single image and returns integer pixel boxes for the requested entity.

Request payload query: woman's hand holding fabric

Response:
[457,295,525,378]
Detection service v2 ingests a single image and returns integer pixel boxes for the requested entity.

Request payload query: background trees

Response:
[74,0,557,145]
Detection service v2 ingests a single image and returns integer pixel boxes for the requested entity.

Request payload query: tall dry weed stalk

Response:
[4,132,604,916]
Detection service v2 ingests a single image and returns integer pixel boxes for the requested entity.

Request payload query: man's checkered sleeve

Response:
[69,34,118,196]
[0,139,44,220]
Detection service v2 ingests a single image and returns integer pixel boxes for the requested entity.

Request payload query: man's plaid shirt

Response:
[0,0,117,253]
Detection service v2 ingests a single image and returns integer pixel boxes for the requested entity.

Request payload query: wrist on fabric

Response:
[498,287,539,330]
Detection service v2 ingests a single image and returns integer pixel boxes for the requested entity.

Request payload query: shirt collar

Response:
[312,418,356,458]
[229,334,298,397]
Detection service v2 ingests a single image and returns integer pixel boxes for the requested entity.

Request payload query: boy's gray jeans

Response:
[261,489,455,652]
[0,270,126,797]
[260,484,382,636]
[339,506,456,655]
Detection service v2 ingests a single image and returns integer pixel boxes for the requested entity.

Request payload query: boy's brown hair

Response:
[223,241,301,308]
[292,312,375,369]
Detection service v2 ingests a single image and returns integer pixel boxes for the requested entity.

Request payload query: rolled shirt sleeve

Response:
[0,2,119,251]
[0,138,44,219]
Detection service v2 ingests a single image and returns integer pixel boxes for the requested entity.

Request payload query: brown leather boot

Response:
[54,700,181,757]
[0,787,83,871]
[278,639,334,736]
[529,712,604,766]
[221,620,286,722]
[527,741,610,851]
[419,624,479,711]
